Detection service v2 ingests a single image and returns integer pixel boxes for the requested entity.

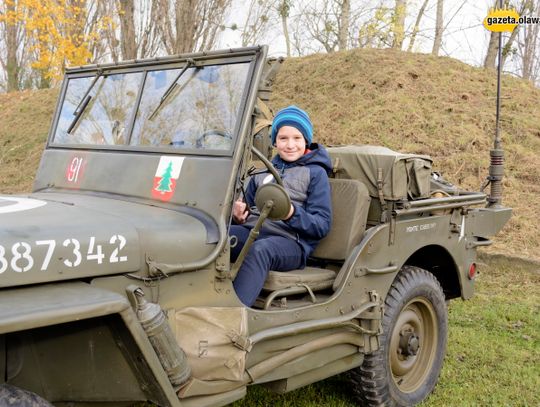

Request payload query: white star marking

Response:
[0,197,47,214]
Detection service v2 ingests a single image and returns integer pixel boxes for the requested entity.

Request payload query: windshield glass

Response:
[55,72,143,145]
[52,62,251,152]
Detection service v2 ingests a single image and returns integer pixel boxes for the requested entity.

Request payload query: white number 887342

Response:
[0,235,128,274]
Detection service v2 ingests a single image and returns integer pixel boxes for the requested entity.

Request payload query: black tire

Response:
[350,266,448,406]
[0,384,53,407]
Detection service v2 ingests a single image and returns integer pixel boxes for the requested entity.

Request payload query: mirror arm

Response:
[251,146,284,187]
[229,200,274,280]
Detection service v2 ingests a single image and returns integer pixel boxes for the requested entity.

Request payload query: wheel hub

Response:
[399,329,420,357]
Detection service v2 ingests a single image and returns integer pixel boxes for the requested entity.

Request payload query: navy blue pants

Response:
[230,225,304,306]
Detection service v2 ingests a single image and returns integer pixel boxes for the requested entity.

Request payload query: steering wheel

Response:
[195,129,232,149]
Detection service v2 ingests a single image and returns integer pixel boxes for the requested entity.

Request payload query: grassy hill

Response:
[0,88,58,193]
[1,48,539,261]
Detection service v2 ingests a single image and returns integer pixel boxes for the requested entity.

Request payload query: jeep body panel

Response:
[0,191,215,287]
[33,149,234,221]
[0,282,129,334]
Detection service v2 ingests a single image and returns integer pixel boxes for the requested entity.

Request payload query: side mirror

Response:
[230,183,291,280]
[254,183,291,220]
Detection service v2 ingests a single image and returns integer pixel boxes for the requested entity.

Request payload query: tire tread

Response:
[348,265,447,407]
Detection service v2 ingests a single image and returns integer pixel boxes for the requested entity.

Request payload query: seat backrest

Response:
[312,178,371,261]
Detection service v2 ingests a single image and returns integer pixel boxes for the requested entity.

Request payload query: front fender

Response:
[0,282,182,406]
[0,282,129,334]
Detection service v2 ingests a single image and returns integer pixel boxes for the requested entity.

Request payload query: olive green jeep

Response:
[0,46,511,407]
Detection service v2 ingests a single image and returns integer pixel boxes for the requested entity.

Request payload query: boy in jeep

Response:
[230,105,333,306]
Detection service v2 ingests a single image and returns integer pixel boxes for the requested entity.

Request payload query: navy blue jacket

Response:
[244,143,332,261]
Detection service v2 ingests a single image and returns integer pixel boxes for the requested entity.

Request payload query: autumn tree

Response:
[407,0,429,52]
[295,0,359,53]
[278,0,292,56]
[234,0,277,47]
[484,0,535,71]
[5,0,109,87]
[101,0,162,62]
[338,0,350,49]
[117,0,137,60]
[484,0,509,69]
[357,6,393,49]
[516,0,540,81]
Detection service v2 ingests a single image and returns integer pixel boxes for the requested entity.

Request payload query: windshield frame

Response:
[47,52,258,157]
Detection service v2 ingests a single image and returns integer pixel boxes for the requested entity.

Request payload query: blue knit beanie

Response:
[271,105,313,145]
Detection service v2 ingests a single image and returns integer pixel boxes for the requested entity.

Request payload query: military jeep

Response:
[0,46,511,406]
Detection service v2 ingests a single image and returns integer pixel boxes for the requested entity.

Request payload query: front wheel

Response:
[350,266,448,406]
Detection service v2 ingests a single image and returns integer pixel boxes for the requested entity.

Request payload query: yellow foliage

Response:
[1,0,112,84]
[358,7,392,47]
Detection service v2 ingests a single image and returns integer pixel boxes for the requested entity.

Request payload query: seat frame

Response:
[257,178,371,310]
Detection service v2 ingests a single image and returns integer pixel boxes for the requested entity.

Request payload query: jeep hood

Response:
[0,192,216,288]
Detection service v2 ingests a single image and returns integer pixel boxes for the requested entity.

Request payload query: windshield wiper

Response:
[149,58,195,120]
[67,69,103,135]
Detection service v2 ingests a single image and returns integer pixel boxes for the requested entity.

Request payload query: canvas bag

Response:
[175,307,248,382]
[328,145,432,201]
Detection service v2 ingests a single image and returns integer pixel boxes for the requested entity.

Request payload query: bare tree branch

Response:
[432,0,443,55]
[407,0,429,52]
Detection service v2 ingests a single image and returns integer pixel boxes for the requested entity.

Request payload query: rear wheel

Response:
[350,266,448,406]
[0,384,53,406]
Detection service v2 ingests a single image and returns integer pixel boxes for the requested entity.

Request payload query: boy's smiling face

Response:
[275,126,306,162]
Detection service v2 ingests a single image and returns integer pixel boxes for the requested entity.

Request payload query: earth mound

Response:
[1,48,539,260]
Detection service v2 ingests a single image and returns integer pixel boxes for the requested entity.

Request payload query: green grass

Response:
[227,256,540,407]
[423,256,539,406]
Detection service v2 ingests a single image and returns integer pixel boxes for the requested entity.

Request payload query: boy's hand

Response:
[285,204,295,220]
[233,200,249,224]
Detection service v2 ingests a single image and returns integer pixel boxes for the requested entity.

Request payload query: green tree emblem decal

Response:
[156,162,173,193]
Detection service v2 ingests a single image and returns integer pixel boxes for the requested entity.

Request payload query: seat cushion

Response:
[312,178,371,261]
[263,267,337,292]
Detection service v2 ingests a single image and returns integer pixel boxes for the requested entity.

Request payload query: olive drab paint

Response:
[0,46,511,407]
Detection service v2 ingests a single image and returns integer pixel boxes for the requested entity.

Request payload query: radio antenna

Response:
[486,0,505,208]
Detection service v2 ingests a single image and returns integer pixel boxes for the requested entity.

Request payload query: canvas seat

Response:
[261,179,371,309]
[264,267,337,292]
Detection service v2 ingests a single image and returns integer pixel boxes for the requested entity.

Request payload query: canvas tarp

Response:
[175,307,248,382]
[328,145,432,201]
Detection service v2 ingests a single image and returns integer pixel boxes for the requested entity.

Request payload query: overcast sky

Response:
[219,0,501,68]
